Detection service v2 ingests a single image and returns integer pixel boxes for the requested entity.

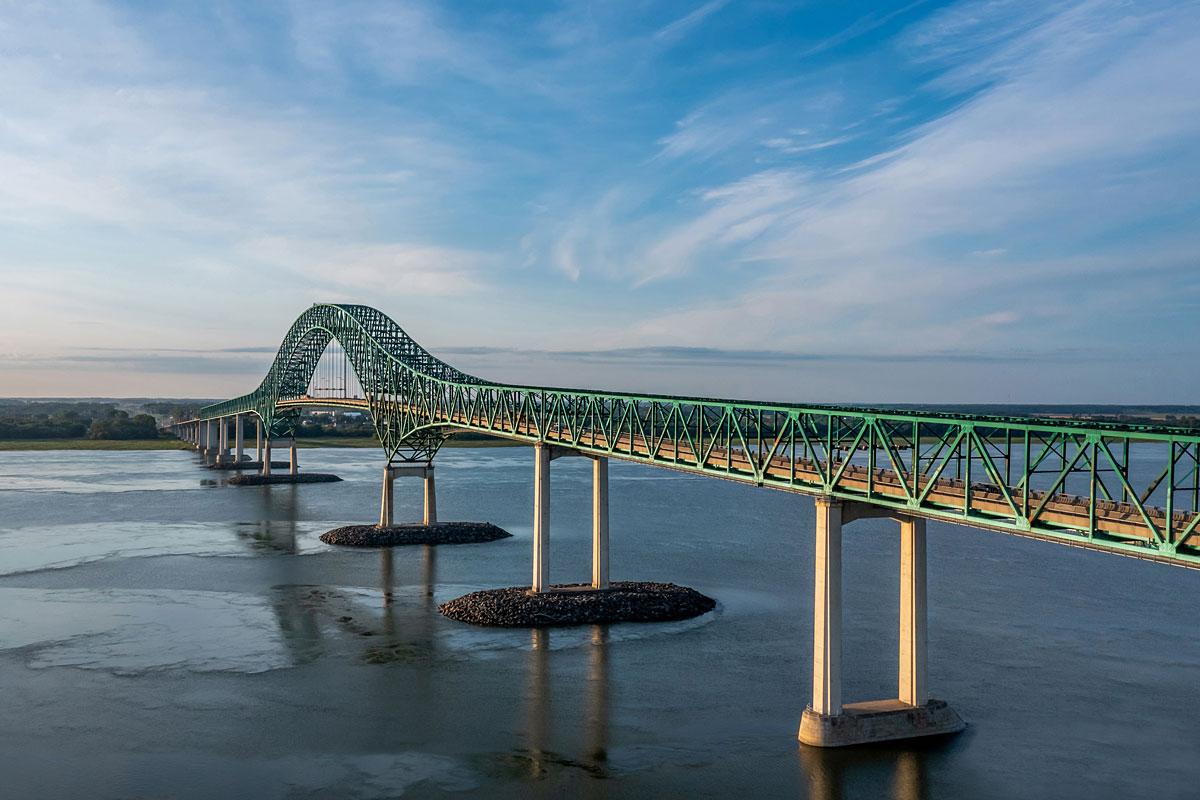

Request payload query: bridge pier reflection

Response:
[799,745,928,800]
[521,625,611,785]
[799,498,964,747]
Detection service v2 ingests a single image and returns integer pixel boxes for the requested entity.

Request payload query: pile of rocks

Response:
[227,473,342,485]
[320,522,512,547]
[207,460,289,471]
[439,581,716,627]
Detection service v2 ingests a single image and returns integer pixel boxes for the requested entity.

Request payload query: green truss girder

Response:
[188,303,1200,568]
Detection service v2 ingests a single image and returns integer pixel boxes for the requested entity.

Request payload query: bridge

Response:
[171,303,1200,747]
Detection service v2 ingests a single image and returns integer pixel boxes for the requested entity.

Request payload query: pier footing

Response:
[227,473,342,486]
[439,581,716,627]
[320,522,511,547]
[798,699,964,748]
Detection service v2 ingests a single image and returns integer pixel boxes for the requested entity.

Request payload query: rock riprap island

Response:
[227,473,342,485]
[320,522,512,547]
[439,581,716,627]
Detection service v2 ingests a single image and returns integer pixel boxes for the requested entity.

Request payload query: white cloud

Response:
[638,171,808,285]
[628,0,1200,355]
[654,0,731,43]
[0,1,475,239]
[240,238,489,296]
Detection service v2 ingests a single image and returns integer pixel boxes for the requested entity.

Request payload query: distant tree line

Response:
[0,401,162,440]
[141,401,207,421]
[295,411,375,437]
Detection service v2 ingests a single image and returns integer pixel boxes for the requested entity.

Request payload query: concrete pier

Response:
[379,463,437,528]
[204,419,218,462]
[379,465,394,527]
[810,497,842,717]
[423,467,437,526]
[255,418,263,462]
[261,440,273,477]
[591,456,610,590]
[234,414,245,463]
[530,446,612,594]
[798,498,963,747]
[215,418,229,465]
[899,516,927,707]
[532,443,551,593]
[289,440,298,475]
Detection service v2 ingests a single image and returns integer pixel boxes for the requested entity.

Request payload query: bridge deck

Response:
[273,395,1196,563]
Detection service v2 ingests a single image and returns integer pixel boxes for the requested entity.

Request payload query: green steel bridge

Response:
[178,302,1200,569]
[173,302,1200,746]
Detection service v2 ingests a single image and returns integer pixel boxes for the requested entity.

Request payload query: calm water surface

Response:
[1,446,1198,798]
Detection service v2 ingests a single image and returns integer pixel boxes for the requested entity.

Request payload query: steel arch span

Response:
[192,303,1200,568]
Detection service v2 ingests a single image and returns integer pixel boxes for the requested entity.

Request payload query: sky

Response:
[0,0,1198,403]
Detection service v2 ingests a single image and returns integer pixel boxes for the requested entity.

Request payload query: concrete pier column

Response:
[591,456,610,590]
[261,440,273,477]
[234,414,245,463]
[205,420,217,461]
[423,467,437,526]
[899,517,928,707]
[216,418,229,465]
[379,465,394,527]
[799,501,963,747]
[532,442,551,593]
[255,418,264,462]
[289,440,299,475]
[811,497,843,717]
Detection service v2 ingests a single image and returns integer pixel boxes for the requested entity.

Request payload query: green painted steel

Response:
[187,303,1200,567]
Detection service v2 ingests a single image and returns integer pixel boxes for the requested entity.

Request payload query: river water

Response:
[0,446,1197,798]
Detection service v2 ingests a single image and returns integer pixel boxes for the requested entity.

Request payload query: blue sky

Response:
[1,0,1198,402]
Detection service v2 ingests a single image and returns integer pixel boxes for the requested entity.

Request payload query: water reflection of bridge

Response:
[233,500,930,796]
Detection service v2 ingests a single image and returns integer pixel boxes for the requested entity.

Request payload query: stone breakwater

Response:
[439,581,716,627]
[227,473,342,485]
[320,522,512,547]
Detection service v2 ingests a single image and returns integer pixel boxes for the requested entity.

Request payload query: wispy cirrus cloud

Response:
[617,0,1200,362]
[2,1,1197,402]
[654,0,731,44]
[240,238,491,296]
